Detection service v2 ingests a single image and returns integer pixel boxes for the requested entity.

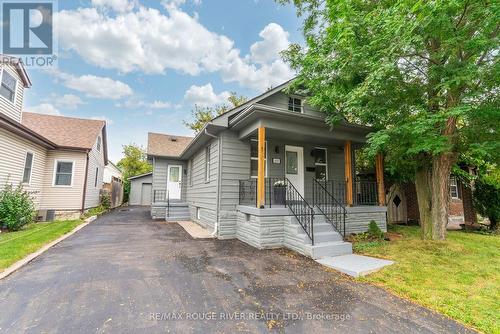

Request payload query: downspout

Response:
[204,127,220,237]
[81,151,90,214]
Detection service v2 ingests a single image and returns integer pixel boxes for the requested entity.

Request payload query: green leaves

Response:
[283,0,499,179]
[0,184,35,231]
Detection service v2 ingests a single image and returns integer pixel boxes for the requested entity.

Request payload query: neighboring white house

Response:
[103,162,124,208]
[128,173,153,206]
[0,56,108,220]
[104,162,123,184]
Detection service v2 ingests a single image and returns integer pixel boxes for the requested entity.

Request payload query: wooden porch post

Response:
[344,141,353,206]
[375,153,386,206]
[257,127,266,208]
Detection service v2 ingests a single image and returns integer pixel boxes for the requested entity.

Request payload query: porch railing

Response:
[313,178,346,237]
[153,190,167,202]
[238,177,315,244]
[319,179,378,206]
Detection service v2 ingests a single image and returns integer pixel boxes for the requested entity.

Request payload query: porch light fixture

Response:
[274,146,279,154]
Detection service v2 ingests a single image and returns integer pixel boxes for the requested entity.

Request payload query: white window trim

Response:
[250,139,268,178]
[189,159,193,187]
[288,94,304,114]
[314,147,328,180]
[450,176,459,199]
[22,151,35,185]
[0,68,18,105]
[205,146,211,183]
[52,159,75,187]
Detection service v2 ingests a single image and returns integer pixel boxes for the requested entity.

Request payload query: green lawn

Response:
[354,225,500,334]
[0,220,84,271]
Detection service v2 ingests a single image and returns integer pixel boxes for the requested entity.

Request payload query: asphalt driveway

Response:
[0,207,475,333]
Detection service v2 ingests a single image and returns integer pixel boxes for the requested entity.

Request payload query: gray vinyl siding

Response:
[217,130,251,238]
[0,64,24,123]
[152,157,187,201]
[0,127,47,208]
[84,132,106,209]
[186,138,219,229]
[259,91,323,118]
[130,174,153,206]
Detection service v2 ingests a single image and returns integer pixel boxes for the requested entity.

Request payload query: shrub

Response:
[367,220,384,239]
[473,176,500,232]
[0,184,35,231]
[100,192,111,210]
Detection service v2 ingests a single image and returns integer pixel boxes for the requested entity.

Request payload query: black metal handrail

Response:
[284,178,315,245]
[313,178,347,237]
[319,179,378,206]
[166,190,170,218]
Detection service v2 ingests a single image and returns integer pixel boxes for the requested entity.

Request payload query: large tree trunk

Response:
[415,152,456,240]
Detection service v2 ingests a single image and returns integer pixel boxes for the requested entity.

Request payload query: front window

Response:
[22,152,34,184]
[0,70,16,103]
[288,97,302,113]
[314,148,328,180]
[250,139,267,178]
[450,176,459,199]
[54,161,74,186]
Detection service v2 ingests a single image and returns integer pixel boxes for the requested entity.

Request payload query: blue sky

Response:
[23,0,303,162]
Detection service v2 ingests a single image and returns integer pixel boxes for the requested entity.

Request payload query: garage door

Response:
[141,183,152,206]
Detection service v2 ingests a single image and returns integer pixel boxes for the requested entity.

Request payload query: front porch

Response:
[233,116,387,257]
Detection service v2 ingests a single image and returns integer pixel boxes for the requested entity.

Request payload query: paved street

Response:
[0,207,475,333]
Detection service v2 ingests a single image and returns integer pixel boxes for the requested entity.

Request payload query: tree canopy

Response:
[184,92,247,133]
[281,0,499,239]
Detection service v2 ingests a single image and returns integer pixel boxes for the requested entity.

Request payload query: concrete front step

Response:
[166,216,191,222]
[304,241,353,259]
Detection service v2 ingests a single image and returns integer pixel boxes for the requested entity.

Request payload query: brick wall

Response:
[386,180,476,225]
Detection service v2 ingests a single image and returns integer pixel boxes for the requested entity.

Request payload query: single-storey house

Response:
[0,55,108,220]
[147,80,388,259]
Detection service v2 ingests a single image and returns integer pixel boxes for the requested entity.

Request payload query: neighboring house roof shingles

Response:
[147,132,193,158]
[22,112,105,150]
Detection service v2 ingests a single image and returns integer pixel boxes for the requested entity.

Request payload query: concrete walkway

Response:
[0,207,476,333]
[317,254,394,277]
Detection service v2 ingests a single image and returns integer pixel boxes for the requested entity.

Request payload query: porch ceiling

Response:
[233,106,370,146]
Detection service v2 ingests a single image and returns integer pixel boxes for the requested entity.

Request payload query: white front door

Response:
[285,145,304,196]
[167,165,182,200]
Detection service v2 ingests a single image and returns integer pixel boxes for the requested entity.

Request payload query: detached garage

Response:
[128,173,153,206]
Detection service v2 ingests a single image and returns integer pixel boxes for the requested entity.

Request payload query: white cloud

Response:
[52,94,84,110]
[184,83,231,106]
[91,115,114,125]
[51,70,133,100]
[56,6,294,91]
[26,103,61,116]
[116,98,172,110]
[91,0,136,13]
[250,23,290,64]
